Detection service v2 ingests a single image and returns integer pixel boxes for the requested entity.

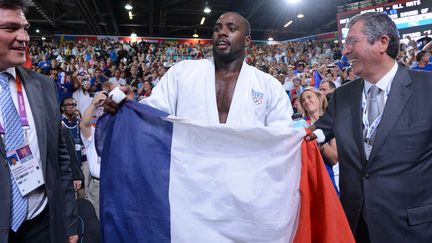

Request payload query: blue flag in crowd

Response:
[312,69,322,88]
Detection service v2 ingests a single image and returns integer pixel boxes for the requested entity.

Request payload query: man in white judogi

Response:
[107,12,293,127]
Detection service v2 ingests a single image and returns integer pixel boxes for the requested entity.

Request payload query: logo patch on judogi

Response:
[251,89,264,105]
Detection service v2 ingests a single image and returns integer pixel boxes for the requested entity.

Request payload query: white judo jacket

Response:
[141,59,293,127]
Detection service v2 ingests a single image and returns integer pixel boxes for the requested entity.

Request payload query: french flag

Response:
[311,69,322,89]
[96,102,354,243]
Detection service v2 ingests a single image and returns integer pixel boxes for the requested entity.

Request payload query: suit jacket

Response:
[0,67,78,243]
[314,64,432,242]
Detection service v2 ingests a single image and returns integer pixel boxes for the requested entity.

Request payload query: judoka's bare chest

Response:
[215,72,240,123]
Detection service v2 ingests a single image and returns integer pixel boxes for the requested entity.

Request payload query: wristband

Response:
[109,87,127,104]
[313,129,325,143]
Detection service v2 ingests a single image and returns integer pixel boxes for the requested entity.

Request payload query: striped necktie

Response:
[0,72,28,231]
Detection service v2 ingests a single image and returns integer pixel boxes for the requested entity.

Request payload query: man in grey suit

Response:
[308,12,432,242]
[0,0,78,242]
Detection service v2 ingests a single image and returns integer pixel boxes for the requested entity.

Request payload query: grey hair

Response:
[347,12,399,59]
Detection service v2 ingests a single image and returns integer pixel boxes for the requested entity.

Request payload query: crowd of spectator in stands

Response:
[28,33,432,114]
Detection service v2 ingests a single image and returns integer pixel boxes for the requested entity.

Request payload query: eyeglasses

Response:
[343,37,369,49]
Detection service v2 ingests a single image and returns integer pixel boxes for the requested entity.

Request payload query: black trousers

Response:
[8,207,50,243]
[355,215,371,243]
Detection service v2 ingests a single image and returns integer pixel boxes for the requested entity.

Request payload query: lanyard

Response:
[0,75,29,134]
[61,115,81,144]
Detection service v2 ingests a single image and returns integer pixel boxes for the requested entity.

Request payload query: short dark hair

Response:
[0,0,31,12]
[416,51,427,62]
[61,96,75,107]
[321,80,336,89]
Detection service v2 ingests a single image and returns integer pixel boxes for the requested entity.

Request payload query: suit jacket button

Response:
[0,227,8,234]
[364,174,370,179]
[2,160,7,167]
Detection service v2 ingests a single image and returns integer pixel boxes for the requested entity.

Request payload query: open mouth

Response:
[216,40,230,49]
[11,46,26,52]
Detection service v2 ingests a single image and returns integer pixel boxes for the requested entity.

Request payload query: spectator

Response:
[283,65,296,92]
[80,92,107,219]
[108,69,126,87]
[73,79,93,114]
[300,88,339,194]
[137,80,153,101]
[276,73,285,86]
[57,73,77,103]
[290,76,305,100]
[416,32,432,50]
[60,97,84,171]
[341,67,356,85]
[412,51,432,71]
[125,64,139,85]
[319,80,336,98]
[37,54,51,74]
[90,68,108,92]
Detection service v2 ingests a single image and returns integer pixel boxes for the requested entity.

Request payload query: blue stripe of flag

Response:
[96,102,173,243]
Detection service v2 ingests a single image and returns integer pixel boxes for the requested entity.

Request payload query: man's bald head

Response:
[212,11,252,63]
[217,12,251,37]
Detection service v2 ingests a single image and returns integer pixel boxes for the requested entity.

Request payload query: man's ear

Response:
[245,35,252,48]
[378,35,390,54]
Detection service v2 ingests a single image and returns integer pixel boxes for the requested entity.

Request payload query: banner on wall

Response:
[54,34,212,45]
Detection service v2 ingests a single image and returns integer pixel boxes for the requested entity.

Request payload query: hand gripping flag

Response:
[96,101,354,243]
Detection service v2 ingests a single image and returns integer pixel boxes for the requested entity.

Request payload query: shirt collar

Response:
[364,61,398,94]
[0,67,17,80]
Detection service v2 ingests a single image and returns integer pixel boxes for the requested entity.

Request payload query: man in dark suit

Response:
[0,1,78,242]
[308,12,432,242]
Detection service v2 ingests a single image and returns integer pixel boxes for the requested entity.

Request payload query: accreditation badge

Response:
[6,144,45,196]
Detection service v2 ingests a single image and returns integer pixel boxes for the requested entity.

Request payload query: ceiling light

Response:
[131,33,137,37]
[200,17,206,25]
[125,3,133,10]
[204,2,211,13]
[334,40,339,43]
[193,29,199,38]
[129,11,133,20]
[35,29,40,33]
[286,0,300,4]
[41,36,46,41]
[284,20,293,28]
[268,37,274,41]
[297,13,304,18]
